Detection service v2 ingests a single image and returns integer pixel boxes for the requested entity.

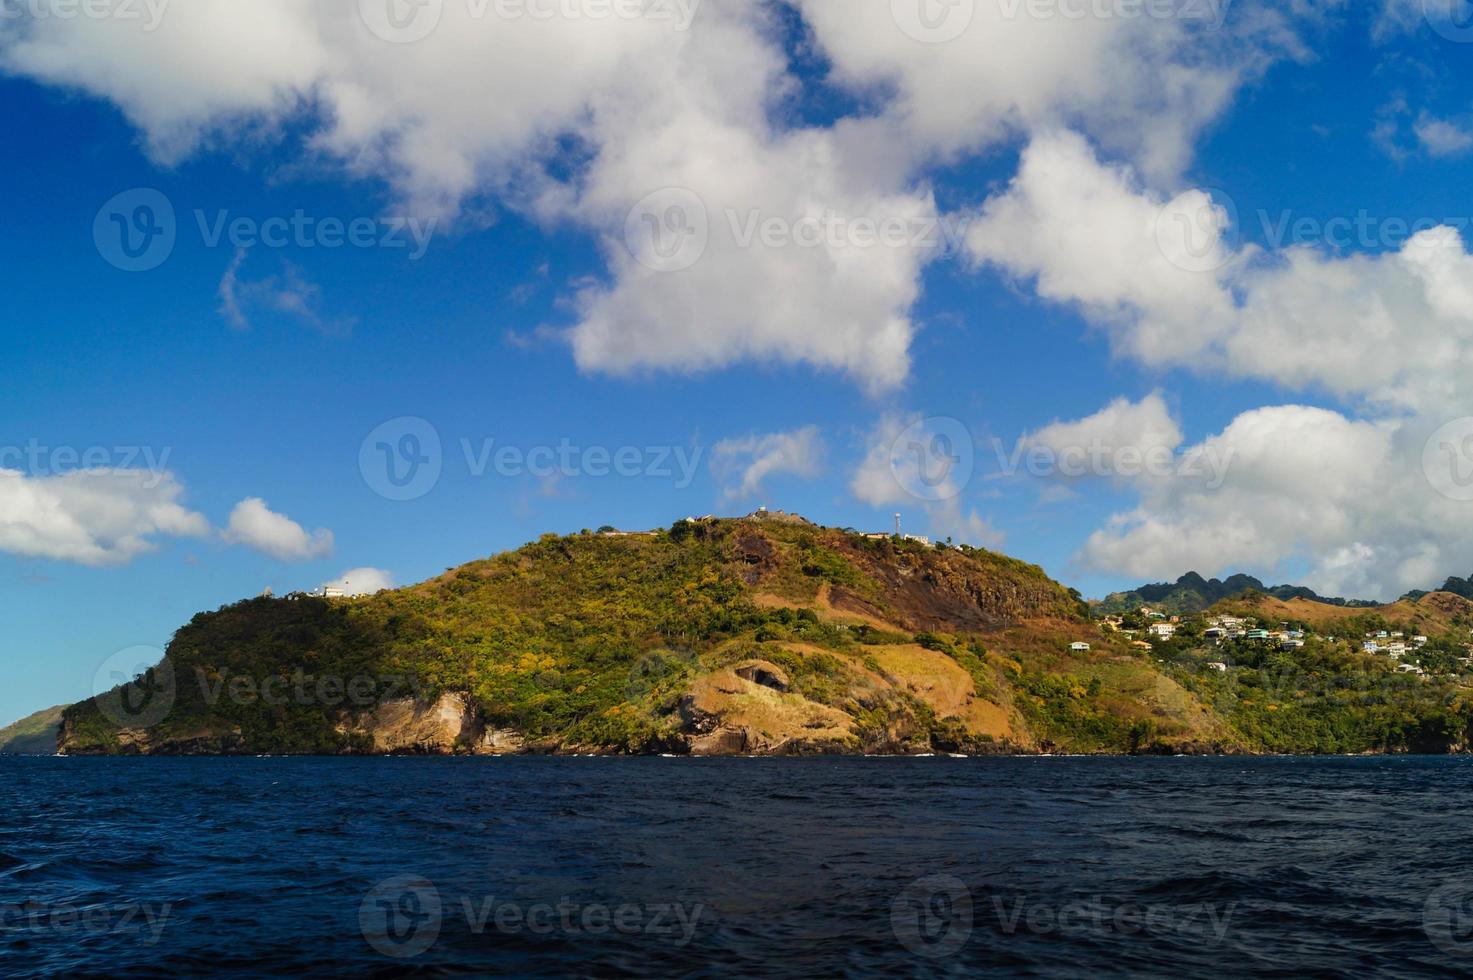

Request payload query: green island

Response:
[35,512,1473,757]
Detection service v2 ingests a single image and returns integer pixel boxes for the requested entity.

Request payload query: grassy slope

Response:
[0,705,65,754]
[1211,590,1473,635]
[57,517,1473,756]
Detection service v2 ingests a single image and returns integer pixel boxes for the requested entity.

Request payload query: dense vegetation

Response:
[56,516,1473,757]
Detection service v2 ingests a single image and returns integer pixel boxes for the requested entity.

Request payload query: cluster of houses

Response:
[1077,605,1473,680]
[1202,615,1306,650]
[1360,630,1433,675]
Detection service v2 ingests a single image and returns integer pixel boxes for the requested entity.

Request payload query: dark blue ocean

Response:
[4,756,1473,977]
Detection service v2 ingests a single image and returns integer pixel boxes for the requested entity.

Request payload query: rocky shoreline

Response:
[55,691,1256,758]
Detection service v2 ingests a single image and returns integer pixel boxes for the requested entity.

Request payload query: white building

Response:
[1148,623,1177,639]
[1070,642,1091,652]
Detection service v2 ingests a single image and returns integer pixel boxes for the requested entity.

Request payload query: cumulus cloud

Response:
[1020,392,1185,477]
[1070,406,1473,601]
[967,130,1473,417]
[1414,116,1473,158]
[320,567,394,597]
[222,497,333,561]
[964,131,1473,597]
[710,426,824,500]
[794,0,1288,184]
[0,1,1316,391]
[0,469,209,565]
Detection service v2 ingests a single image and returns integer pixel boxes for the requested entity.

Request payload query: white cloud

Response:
[222,497,333,561]
[967,130,1473,417]
[1022,392,1184,470]
[963,132,1473,598]
[851,413,920,508]
[321,567,394,597]
[218,249,351,334]
[1414,116,1473,158]
[0,469,208,565]
[0,1,1316,391]
[801,0,1322,183]
[1071,406,1473,601]
[710,426,824,500]
[965,130,1240,367]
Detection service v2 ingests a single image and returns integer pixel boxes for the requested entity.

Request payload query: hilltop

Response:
[60,514,1244,757]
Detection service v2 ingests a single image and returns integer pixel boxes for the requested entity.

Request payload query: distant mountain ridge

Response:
[0,704,65,755]
[1094,572,1378,616]
[1404,573,1473,603]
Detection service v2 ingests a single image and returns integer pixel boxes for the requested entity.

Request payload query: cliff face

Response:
[57,516,1234,757]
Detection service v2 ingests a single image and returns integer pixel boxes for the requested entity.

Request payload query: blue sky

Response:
[6,0,1473,725]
